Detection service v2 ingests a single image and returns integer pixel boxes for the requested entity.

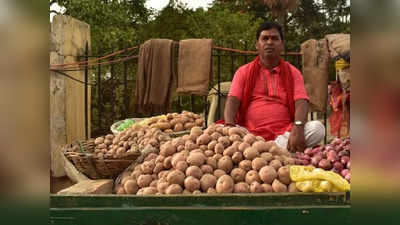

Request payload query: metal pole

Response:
[217,43,221,120]
[84,43,89,139]
[123,50,128,119]
[97,49,102,134]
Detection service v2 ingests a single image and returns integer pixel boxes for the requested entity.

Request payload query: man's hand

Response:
[288,126,306,152]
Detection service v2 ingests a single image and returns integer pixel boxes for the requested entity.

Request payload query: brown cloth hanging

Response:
[176,39,213,96]
[132,39,174,115]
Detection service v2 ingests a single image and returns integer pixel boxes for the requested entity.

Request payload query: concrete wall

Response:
[50,15,91,177]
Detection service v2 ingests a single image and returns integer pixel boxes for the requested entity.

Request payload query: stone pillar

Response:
[50,15,91,177]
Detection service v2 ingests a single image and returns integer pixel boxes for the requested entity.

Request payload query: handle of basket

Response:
[78,141,87,153]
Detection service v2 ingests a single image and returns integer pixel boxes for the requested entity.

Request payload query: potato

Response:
[137,174,153,188]
[210,132,223,141]
[228,127,244,137]
[243,134,256,145]
[174,123,184,132]
[94,137,104,145]
[192,190,202,194]
[269,145,283,155]
[105,134,114,140]
[196,134,211,145]
[188,134,199,142]
[153,163,164,174]
[200,164,213,174]
[184,176,200,192]
[255,136,265,142]
[230,168,246,183]
[215,125,224,134]
[277,166,291,185]
[259,166,277,184]
[184,122,196,131]
[217,156,233,173]
[163,156,173,169]
[186,166,203,179]
[243,147,259,160]
[252,157,268,171]
[160,142,176,157]
[239,160,252,171]
[182,134,190,142]
[234,182,250,193]
[260,152,274,162]
[282,157,295,166]
[158,170,170,180]
[167,170,185,186]
[222,126,230,136]
[213,169,227,178]
[177,145,185,152]
[182,189,192,195]
[216,175,234,193]
[250,181,264,193]
[272,179,287,192]
[175,161,188,172]
[170,118,181,127]
[232,152,244,164]
[131,170,142,180]
[141,160,156,174]
[185,140,198,151]
[207,140,218,151]
[261,183,273,192]
[203,150,213,157]
[214,143,225,154]
[288,182,299,192]
[206,157,217,170]
[116,186,126,195]
[217,136,231,148]
[213,153,223,161]
[172,153,187,168]
[157,122,171,130]
[187,152,206,167]
[157,181,169,194]
[229,134,242,143]
[207,187,217,194]
[150,180,158,188]
[238,142,250,152]
[165,184,183,194]
[269,159,283,171]
[204,126,215,135]
[245,170,261,184]
[200,174,217,192]
[252,141,270,153]
[195,118,205,127]
[223,146,236,157]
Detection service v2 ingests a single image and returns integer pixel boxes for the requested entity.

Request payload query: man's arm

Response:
[224,96,240,125]
[288,99,309,152]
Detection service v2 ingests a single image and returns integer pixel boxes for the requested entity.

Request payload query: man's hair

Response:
[256,21,284,41]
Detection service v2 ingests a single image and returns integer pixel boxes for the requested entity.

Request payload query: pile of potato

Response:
[148,111,205,133]
[115,124,299,195]
[93,126,171,159]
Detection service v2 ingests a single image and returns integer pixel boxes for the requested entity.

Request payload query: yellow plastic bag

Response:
[290,166,350,192]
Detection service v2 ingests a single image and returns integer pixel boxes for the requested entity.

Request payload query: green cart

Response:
[50,192,350,225]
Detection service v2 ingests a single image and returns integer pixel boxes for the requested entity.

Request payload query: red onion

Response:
[327,150,338,158]
[341,156,350,164]
[311,155,322,167]
[300,154,311,161]
[345,173,350,182]
[304,148,313,156]
[301,159,310,165]
[325,145,334,151]
[333,161,344,171]
[332,138,341,146]
[346,161,350,169]
[338,150,350,157]
[318,159,332,170]
[332,168,341,174]
[341,169,350,177]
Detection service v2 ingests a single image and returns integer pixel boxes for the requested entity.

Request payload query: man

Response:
[224,21,325,152]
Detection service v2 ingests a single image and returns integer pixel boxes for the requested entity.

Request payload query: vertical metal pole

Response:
[190,95,194,112]
[123,50,128,119]
[324,111,327,144]
[204,95,208,128]
[217,45,221,120]
[230,41,234,80]
[97,49,102,134]
[111,48,115,123]
[84,43,89,139]
[244,41,248,64]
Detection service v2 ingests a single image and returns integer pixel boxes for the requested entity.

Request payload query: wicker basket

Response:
[63,139,140,179]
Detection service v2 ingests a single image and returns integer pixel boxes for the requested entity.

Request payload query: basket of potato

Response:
[63,125,171,179]
[112,111,205,137]
[114,124,299,195]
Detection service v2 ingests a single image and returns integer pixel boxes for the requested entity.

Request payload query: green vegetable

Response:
[117,119,134,131]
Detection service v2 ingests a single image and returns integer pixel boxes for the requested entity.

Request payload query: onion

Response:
[345,173,350,182]
[304,148,313,156]
[346,161,350,169]
[327,150,337,158]
[333,161,344,171]
[301,159,310,165]
[338,150,350,157]
[295,159,302,165]
[332,168,341,174]
[341,156,350,164]
[341,169,350,177]
[332,138,341,146]
[311,155,322,167]
[300,154,311,161]
[324,145,334,151]
[318,159,332,170]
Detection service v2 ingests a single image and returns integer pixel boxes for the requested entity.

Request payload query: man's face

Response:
[256,29,284,59]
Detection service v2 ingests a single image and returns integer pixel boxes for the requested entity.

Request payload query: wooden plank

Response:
[50,192,350,208]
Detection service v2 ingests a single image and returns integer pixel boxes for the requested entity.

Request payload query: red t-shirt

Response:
[228,61,309,140]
